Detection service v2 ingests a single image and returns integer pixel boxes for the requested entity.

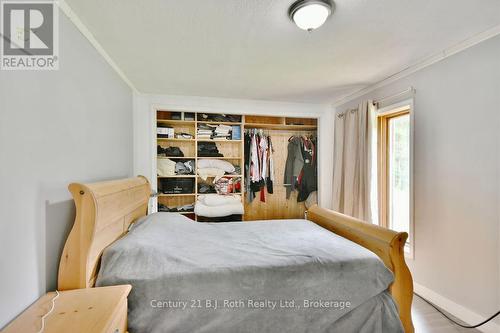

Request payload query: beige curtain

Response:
[332,101,375,221]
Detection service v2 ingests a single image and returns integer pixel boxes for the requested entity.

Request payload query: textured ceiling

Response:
[65,0,500,103]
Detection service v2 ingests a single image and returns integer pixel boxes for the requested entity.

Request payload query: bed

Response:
[58,176,414,332]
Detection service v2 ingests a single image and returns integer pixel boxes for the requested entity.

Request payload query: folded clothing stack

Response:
[157,145,184,157]
[194,194,244,218]
[197,123,233,140]
[197,123,215,140]
[175,132,193,139]
[197,113,241,123]
[213,124,232,140]
[158,159,195,176]
[198,142,223,157]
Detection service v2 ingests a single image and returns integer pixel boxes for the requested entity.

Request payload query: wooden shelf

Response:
[197,139,242,143]
[196,193,242,196]
[158,156,196,159]
[197,121,242,126]
[244,123,317,130]
[157,138,195,142]
[197,156,241,159]
[197,174,242,178]
[158,193,196,197]
[157,119,196,125]
[157,175,196,178]
[159,211,194,215]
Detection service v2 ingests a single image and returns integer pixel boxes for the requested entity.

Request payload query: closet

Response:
[155,111,317,221]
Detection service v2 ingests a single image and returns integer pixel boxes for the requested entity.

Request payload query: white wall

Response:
[133,93,333,208]
[0,12,133,328]
[335,35,500,331]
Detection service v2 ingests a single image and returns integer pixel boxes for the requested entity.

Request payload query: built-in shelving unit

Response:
[155,111,318,221]
[156,111,245,221]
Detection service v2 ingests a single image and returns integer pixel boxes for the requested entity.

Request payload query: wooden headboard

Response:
[58,176,150,290]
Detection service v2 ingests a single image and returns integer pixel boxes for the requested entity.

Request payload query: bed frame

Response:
[58,176,414,333]
[306,206,414,333]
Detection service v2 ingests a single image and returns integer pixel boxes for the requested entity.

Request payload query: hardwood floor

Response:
[412,294,481,333]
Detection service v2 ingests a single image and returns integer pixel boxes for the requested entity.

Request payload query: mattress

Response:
[96,213,403,333]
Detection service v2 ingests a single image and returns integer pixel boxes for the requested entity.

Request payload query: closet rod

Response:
[373,86,415,105]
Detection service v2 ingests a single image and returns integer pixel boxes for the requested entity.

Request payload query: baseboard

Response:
[414,283,499,333]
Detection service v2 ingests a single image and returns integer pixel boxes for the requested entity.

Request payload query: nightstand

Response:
[1,285,131,333]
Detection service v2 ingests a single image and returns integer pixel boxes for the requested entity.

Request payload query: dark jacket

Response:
[297,138,317,202]
[284,136,304,199]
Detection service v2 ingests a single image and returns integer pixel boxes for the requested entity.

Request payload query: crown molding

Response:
[332,24,500,108]
[58,0,138,93]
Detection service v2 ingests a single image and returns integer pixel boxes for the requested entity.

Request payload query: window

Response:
[377,106,412,254]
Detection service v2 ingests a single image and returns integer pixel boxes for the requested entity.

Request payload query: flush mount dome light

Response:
[289,0,334,31]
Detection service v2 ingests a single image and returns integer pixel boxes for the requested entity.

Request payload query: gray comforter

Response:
[96,213,403,333]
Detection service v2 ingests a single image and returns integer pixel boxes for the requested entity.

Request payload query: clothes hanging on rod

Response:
[244,129,275,203]
[266,136,274,194]
[284,135,317,202]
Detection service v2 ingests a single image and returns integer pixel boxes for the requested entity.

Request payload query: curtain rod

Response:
[373,86,415,105]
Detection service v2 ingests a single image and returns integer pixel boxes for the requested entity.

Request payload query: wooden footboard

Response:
[307,205,414,333]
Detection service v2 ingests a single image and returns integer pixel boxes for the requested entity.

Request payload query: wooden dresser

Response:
[1,285,131,333]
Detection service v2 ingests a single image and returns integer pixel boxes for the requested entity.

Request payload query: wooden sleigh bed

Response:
[58,176,414,332]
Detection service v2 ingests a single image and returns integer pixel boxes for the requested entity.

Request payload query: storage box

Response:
[157,126,174,138]
[159,178,195,194]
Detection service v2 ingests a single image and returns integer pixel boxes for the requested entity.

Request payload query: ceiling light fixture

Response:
[289,0,334,32]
